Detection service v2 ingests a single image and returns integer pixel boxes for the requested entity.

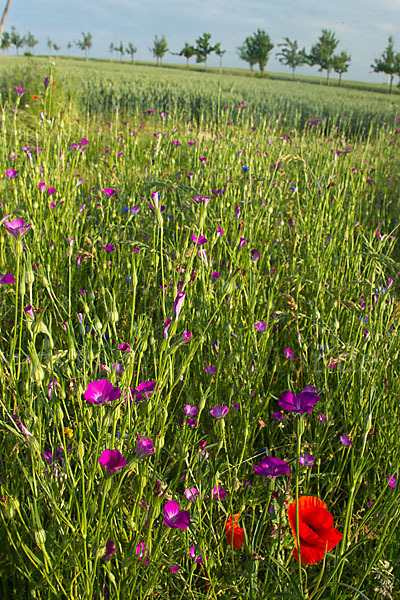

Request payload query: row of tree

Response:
[1,26,400,92]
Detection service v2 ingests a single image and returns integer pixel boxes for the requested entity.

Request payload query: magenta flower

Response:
[98,449,127,474]
[6,169,18,179]
[168,564,180,573]
[102,540,116,561]
[47,187,56,195]
[179,330,191,344]
[191,234,208,247]
[212,485,227,501]
[387,473,397,489]
[102,188,117,198]
[254,456,290,478]
[118,342,131,352]
[235,205,241,220]
[0,273,15,285]
[14,86,26,96]
[104,244,115,253]
[136,542,149,565]
[216,225,224,236]
[164,501,190,530]
[285,348,297,360]
[299,454,315,467]
[135,435,154,458]
[273,411,286,423]
[340,434,352,447]
[173,291,185,320]
[185,487,199,501]
[112,362,124,374]
[205,365,217,375]
[188,546,205,563]
[184,405,198,417]
[84,379,121,405]
[211,271,221,283]
[238,237,247,250]
[277,388,320,414]
[135,381,156,400]
[163,318,172,339]
[232,402,240,410]
[210,405,229,419]
[251,249,261,262]
[254,321,267,332]
[4,218,32,239]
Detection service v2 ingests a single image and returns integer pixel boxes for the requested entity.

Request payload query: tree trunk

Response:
[389,75,393,94]
[250,64,254,76]
[338,73,342,87]
[0,0,11,45]
[219,56,222,74]
[326,69,330,86]
[292,66,295,80]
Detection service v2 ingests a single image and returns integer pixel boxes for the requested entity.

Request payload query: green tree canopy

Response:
[371,37,400,93]
[332,51,351,86]
[308,29,339,85]
[151,35,168,65]
[237,35,258,75]
[24,31,38,54]
[276,37,307,79]
[178,41,196,68]
[10,26,24,55]
[75,32,92,60]
[195,33,215,69]
[126,42,137,64]
[251,29,274,75]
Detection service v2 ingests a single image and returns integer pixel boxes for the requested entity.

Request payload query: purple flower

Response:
[187,546,205,563]
[318,414,327,423]
[216,225,224,236]
[212,485,227,501]
[84,379,121,405]
[340,434,352,447]
[164,501,190,530]
[285,348,297,360]
[211,271,221,283]
[48,376,57,400]
[163,318,172,339]
[179,330,191,344]
[118,343,131,352]
[235,205,241,220]
[277,389,320,414]
[136,542,149,565]
[135,435,154,458]
[254,321,267,332]
[102,540,116,561]
[254,456,290,478]
[173,291,185,320]
[186,418,197,428]
[14,86,26,97]
[251,249,261,262]
[273,411,286,423]
[232,402,240,410]
[210,405,229,419]
[4,218,32,239]
[0,273,15,285]
[299,453,315,467]
[135,381,156,400]
[104,244,115,253]
[205,366,217,375]
[47,187,56,196]
[184,405,198,417]
[185,487,199,501]
[102,188,117,198]
[238,237,247,250]
[387,473,397,489]
[44,77,50,89]
[112,362,124,374]
[6,169,18,179]
[168,564,179,573]
[98,449,127,474]
[191,234,208,247]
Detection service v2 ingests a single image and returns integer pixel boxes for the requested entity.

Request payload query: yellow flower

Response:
[64,427,73,439]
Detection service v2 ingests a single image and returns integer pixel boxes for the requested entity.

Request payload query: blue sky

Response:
[5,0,400,82]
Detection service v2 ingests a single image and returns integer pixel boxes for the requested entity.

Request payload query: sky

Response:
[4,0,400,83]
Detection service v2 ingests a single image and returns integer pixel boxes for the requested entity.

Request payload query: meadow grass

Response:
[0,59,399,599]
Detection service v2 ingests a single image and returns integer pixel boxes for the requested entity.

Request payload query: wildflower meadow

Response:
[0,57,400,599]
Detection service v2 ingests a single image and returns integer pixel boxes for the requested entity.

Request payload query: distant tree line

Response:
[1,26,400,93]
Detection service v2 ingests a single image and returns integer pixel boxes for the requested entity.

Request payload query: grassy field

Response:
[0,58,399,599]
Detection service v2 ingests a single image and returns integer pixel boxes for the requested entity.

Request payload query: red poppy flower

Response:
[287,496,342,565]
[33,95,38,100]
[225,513,245,549]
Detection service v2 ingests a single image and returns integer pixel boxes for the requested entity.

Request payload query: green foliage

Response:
[1,30,10,52]
[195,32,216,68]
[177,41,196,67]
[237,35,258,74]
[151,35,169,65]
[276,37,307,79]
[0,59,399,599]
[250,28,274,74]
[308,29,340,84]
[371,37,400,93]
[10,26,24,55]
[75,31,93,60]
[24,32,38,54]
[333,51,351,86]
[126,42,137,64]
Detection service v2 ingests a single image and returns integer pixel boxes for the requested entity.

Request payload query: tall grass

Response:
[0,61,399,599]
